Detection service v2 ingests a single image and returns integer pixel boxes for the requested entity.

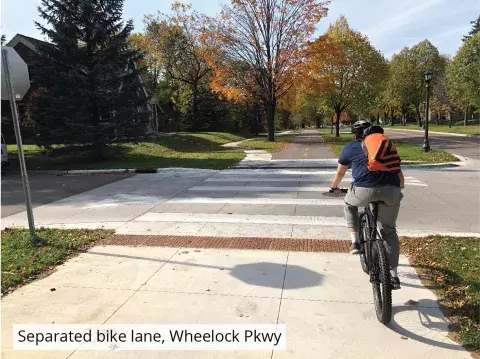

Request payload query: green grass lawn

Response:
[322,133,459,163]
[242,134,297,152]
[6,132,246,171]
[389,124,480,136]
[401,236,480,353]
[1,228,113,294]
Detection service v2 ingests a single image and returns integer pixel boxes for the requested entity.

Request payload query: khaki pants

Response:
[344,186,403,267]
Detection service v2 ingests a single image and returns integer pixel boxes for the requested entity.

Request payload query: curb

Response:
[387,128,479,138]
[17,161,465,175]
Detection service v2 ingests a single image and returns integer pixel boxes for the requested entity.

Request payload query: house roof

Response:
[6,34,52,51]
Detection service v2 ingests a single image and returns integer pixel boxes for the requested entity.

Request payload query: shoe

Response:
[350,242,360,254]
[391,276,401,290]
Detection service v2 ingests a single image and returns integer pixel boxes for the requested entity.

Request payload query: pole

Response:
[1,48,37,240]
[422,80,431,152]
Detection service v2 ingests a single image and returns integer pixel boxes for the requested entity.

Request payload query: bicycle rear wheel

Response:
[371,240,392,325]
[359,212,370,274]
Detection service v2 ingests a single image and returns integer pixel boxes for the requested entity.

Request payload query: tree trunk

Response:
[449,110,453,128]
[390,108,395,126]
[93,115,104,159]
[415,104,422,127]
[335,109,341,137]
[464,106,468,126]
[267,101,275,142]
[330,116,333,134]
[192,83,199,131]
[376,114,380,125]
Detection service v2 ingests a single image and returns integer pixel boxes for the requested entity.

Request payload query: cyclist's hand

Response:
[329,187,341,193]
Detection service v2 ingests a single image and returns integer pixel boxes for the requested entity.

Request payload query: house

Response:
[1,33,164,144]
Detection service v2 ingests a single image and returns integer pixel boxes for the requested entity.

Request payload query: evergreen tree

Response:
[463,15,480,41]
[32,0,148,158]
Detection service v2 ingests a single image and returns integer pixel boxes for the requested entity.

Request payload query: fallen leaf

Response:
[401,336,408,340]
[405,299,419,306]
[50,288,56,292]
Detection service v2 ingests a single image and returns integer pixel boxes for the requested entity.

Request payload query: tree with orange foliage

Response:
[204,0,329,141]
[305,17,387,137]
[142,2,211,130]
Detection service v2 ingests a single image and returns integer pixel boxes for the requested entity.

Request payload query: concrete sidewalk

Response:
[1,246,470,358]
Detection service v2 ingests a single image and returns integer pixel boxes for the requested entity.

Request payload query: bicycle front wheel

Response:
[371,240,392,325]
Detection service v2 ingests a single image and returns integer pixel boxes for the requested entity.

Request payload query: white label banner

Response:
[13,324,286,351]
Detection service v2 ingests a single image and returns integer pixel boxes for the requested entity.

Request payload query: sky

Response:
[1,0,479,58]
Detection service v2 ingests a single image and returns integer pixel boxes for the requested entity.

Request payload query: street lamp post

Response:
[422,101,426,129]
[422,71,433,152]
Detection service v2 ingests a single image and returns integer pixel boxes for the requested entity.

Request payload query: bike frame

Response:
[365,202,380,282]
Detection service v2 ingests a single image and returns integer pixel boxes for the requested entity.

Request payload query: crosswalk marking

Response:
[166,197,345,206]
[205,177,347,183]
[189,186,332,192]
[136,212,347,226]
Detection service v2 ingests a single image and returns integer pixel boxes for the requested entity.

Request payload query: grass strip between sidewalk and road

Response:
[6,132,246,171]
[322,133,459,164]
[242,134,297,152]
[1,228,113,295]
[401,236,480,355]
[388,124,480,136]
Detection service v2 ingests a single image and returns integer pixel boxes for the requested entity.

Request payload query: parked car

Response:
[1,134,9,168]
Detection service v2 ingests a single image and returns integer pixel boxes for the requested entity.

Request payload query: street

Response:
[386,128,480,159]
[1,173,132,218]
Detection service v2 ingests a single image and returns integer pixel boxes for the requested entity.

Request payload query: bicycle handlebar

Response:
[329,188,348,194]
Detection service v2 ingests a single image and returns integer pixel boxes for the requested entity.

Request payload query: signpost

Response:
[1,46,36,241]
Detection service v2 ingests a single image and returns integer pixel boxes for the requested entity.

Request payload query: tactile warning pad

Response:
[101,235,350,253]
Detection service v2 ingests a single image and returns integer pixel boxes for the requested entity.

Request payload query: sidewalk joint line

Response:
[272,251,289,359]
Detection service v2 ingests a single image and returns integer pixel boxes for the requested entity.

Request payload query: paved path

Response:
[273,129,335,160]
[1,173,132,218]
[1,247,470,358]
[386,128,480,159]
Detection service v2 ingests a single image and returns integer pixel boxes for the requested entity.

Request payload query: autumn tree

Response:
[305,17,387,137]
[409,40,443,126]
[446,32,480,125]
[387,48,417,126]
[430,55,454,126]
[205,0,328,141]
[144,2,211,130]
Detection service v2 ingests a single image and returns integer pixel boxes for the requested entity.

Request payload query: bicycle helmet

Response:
[351,120,372,138]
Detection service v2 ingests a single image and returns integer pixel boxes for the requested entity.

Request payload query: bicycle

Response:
[327,188,393,325]
[358,201,392,325]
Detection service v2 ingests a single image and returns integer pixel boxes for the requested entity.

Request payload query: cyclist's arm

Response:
[331,164,349,189]
[398,170,405,189]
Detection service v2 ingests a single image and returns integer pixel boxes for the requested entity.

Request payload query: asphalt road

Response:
[1,173,132,218]
[386,128,480,159]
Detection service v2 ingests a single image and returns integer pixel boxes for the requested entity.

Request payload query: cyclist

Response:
[330,120,404,289]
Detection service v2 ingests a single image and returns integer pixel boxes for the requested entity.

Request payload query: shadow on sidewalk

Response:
[388,298,465,352]
[86,250,323,290]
